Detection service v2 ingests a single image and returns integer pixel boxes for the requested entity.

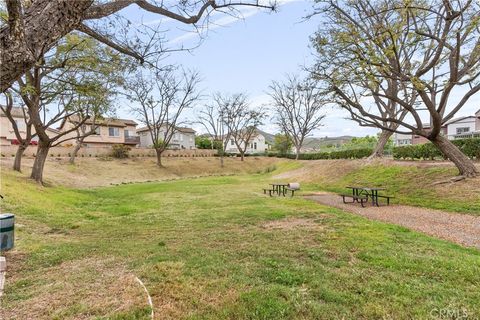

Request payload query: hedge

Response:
[393,138,480,160]
[270,148,373,160]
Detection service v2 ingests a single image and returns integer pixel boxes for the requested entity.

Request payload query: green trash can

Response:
[0,213,14,251]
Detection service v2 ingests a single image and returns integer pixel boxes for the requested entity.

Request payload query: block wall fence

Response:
[0,145,217,158]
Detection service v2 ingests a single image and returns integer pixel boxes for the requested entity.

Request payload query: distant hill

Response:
[256,129,276,145]
[301,136,356,151]
[255,129,355,151]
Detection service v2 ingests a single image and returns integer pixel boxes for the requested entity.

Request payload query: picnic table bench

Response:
[343,186,393,207]
[341,193,369,207]
[264,183,300,197]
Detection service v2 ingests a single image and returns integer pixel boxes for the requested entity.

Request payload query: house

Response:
[393,110,480,146]
[393,133,412,146]
[57,116,140,147]
[445,110,480,139]
[0,107,59,146]
[137,125,196,149]
[224,130,267,154]
[411,124,448,145]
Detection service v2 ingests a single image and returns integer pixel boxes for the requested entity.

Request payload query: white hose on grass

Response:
[135,276,154,319]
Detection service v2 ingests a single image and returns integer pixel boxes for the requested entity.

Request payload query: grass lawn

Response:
[1,163,480,319]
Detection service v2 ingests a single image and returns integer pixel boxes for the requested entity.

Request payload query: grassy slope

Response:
[1,164,479,319]
[0,156,281,188]
[275,160,480,214]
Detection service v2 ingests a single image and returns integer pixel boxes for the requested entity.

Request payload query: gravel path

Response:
[305,193,480,249]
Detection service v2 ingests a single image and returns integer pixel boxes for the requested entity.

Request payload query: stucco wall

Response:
[446,118,477,136]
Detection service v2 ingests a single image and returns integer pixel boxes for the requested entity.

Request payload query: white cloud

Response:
[167,0,305,45]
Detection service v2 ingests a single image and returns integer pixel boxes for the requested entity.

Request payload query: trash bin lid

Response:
[0,213,14,220]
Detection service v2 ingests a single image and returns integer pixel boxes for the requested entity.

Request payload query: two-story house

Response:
[0,107,59,145]
[445,110,480,139]
[137,125,196,149]
[57,116,139,147]
[224,130,267,154]
[393,109,480,146]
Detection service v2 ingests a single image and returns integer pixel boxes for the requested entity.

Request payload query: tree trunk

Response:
[13,143,28,172]
[155,148,163,167]
[30,143,50,183]
[295,146,301,160]
[430,135,478,177]
[240,151,245,161]
[69,140,83,164]
[220,153,224,168]
[369,130,392,159]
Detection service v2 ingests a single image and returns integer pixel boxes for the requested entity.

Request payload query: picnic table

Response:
[346,186,387,207]
[270,183,290,196]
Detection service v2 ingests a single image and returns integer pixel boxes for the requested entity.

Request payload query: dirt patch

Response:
[306,193,480,249]
[1,257,149,319]
[261,217,324,230]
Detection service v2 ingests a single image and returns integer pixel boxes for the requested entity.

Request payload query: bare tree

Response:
[268,75,326,159]
[198,95,231,167]
[0,90,35,172]
[310,0,480,177]
[221,93,265,161]
[0,0,275,92]
[127,67,201,167]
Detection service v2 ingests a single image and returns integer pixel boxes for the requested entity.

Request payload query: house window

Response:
[231,139,234,146]
[124,130,130,137]
[108,127,119,137]
[254,142,257,150]
[456,127,470,134]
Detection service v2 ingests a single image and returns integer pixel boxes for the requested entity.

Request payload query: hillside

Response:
[302,136,355,151]
[0,156,281,188]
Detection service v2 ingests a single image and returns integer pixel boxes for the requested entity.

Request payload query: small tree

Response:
[127,67,201,167]
[269,75,326,159]
[0,90,35,172]
[198,95,234,167]
[272,133,293,156]
[221,93,265,161]
[195,136,213,149]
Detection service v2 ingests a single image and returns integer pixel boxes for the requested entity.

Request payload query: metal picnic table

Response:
[270,183,289,196]
[346,186,386,207]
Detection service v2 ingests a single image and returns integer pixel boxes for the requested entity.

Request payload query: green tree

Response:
[9,33,125,183]
[195,136,213,149]
[272,134,293,156]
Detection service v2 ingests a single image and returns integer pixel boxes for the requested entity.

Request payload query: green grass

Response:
[1,168,480,319]
[301,163,480,214]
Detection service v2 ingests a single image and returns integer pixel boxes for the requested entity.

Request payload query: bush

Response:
[272,148,373,160]
[110,144,131,159]
[393,138,480,160]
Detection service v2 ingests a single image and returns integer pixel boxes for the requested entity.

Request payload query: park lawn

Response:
[1,167,480,319]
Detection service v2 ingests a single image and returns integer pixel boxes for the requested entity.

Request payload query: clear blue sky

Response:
[117,0,479,137]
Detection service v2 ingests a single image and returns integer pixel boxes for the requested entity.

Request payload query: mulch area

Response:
[304,193,480,249]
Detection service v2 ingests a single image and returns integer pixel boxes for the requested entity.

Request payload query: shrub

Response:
[393,138,480,160]
[271,148,373,160]
[110,144,131,159]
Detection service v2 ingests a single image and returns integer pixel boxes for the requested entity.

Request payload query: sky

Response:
[115,0,479,138]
